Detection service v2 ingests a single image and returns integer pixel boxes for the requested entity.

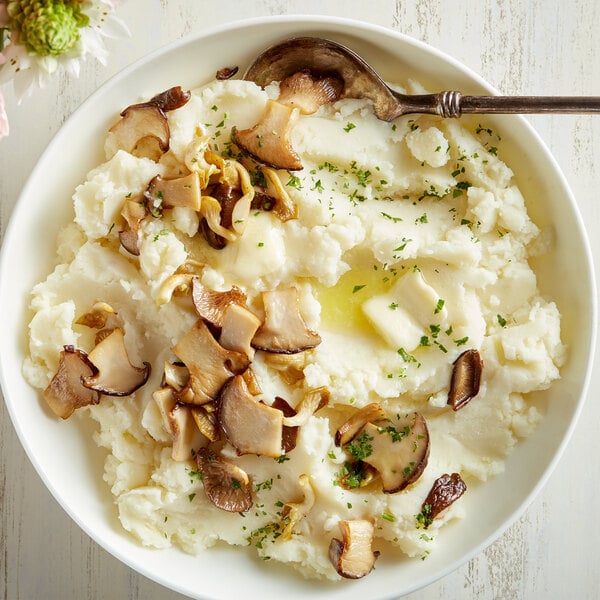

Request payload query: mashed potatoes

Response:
[23,75,565,580]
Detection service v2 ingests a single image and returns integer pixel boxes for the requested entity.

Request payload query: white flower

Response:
[0,1,130,102]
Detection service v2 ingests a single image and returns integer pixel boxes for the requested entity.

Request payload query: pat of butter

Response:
[362,270,446,351]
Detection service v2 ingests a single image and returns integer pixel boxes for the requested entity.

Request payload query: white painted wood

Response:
[1,1,598,598]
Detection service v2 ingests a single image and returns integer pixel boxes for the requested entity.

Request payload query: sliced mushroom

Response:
[162,361,190,392]
[218,375,283,457]
[153,386,178,436]
[261,167,298,222]
[328,519,380,579]
[334,402,388,447]
[119,199,147,255]
[109,103,170,155]
[219,303,262,361]
[263,351,307,385]
[336,461,378,491]
[252,287,321,354]
[168,402,207,461]
[156,273,195,306]
[190,405,221,442]
[277,71,343,114]
[43,346,100,419]
[145,172,202,211]
[216,66,239,80]
[171,319,249,404]
[81,328,151,396]
[282,386,329,428]
[448,349,483,411]
[358,412,430,493]
[232,99,302,170]
[241,366,263,396]
[191,278,248,327]
[419,472,467,528]
[195,447,253,512]
[279,474,316,540]
[108,87,190,158]
[75,302,117,329]
[272,396,299,454]
[119,229,141,256]
[145,86,191,112]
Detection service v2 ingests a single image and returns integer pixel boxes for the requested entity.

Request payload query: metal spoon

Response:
[244,36,600,120]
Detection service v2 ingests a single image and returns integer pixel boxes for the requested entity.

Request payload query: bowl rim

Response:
[1,13,597,600]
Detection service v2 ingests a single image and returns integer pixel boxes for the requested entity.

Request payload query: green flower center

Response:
[7,1,90,57]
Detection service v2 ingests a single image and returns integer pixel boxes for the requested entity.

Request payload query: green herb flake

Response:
[352,284,366,293]
[344,122,356,132]
[497,314,507,327]
[434,298,445,314]
[382,511,395,522]
[344,430,374,460]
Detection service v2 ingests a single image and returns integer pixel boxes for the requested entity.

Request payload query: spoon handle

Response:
[400,91,600,117]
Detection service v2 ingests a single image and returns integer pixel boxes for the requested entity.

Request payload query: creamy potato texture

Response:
[23,77,565,579]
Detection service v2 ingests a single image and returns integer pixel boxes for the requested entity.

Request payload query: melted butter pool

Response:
[316,266,396,335]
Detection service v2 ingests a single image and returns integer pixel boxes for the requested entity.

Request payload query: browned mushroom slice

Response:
[145,86,191,112]
[263,351,307,385]
[261,167,298,222]
[232,100,303,171]
[195,447,252,513]
[145,172,201,211]
[278,71,343,114]
[44,346,100,419]
[282,386,329,428]
[168,402,207,461]
[162,361,190,391]
[356,412,430,494]
[190,405,221,442]
[191,278,248,328]
[448,349,483,411]
[272,396,298,454]
[119,199,147,255]
[334,402,388,447]
[219,303,262,361]
[118,229,141,256]
[328,519,380,579]
[218,375,283,457]
[279,474,316,540]
[252,287,321,354]
[171,319,249,404]
[216,66,239,80]
[419,472,467,528]
[81,328,151,396]
[109,103,170,155]
[75,302,117,329]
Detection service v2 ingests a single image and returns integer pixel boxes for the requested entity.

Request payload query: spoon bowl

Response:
[245,36,600,119]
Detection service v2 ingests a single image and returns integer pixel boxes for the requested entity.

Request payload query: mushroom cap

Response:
[448,349,483,411]
[420,472,467,528]
[277,71,343,114]
[195,447,253,513]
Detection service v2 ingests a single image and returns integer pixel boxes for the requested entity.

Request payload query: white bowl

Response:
[0,15,596,600]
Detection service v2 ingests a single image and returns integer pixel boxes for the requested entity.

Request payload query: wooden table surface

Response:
[1,1,599,599]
